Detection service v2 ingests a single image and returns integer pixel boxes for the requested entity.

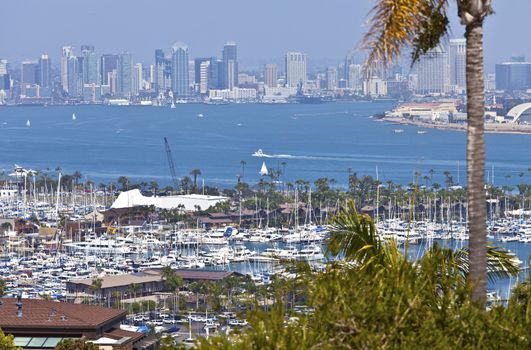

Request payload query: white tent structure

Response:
[111,189,228,211]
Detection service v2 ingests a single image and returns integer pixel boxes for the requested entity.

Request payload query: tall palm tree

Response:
[240,160,247,180]
[362,0,493,304]
[162,266,184,313]
[190,169,202,192]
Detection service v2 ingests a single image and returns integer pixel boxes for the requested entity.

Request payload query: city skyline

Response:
[0,0,530,71]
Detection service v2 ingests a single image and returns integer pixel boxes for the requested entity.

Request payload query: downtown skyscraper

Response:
[222,42,238,90]
[416,46,449,95]
[264,64,278,88]
[117,52,132,97]
[285,52,307,89]
[171,42,190,97]
[449,39,466,92]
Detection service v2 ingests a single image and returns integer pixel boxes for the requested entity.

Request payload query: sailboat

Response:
[260,162,268,176]
[72,113,76,120]
[26,120,31,127]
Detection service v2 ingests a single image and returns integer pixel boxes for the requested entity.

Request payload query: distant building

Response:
[132,63,143,95]
[171,42,190,98]
[67,55,81,97]
[347,64,363,92]
[264,64,278,88]
[222,42,238,90]
[416,46,449,95]
[100,54,118,86]
[326,66,338,90]
[21,61,38,84]
[364,76,387,97]
[81,46,99,85]
[37,54,51,88]
[116,52,132,97]
[60,46,73,92]
[495,61,531,91]
[449,39,466,92]
[285,52,307,88]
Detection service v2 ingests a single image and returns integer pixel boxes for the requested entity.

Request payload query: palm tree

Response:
[117,176,129,191]
[240,160,247,180]
[162,266,184,313]
[190,169,202,192]
[90,277,103,305]
[362,0,493,304]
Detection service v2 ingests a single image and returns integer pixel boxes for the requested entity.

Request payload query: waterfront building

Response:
[100,54,118,86]
[60,46,73,92]
[416,46,449,95]
[83,83,102,103]
[285,52,307,89]
[387,101,458,122]
[262,86,298,103]
[112,189,228,211]
[37,54,51,88]
[264,63,278,88]
[67,55,82,97]
[116,51,132,97]
[81,46,99,85]
[449,39,466,92]
[347,64,363,93]
[171,42,190,98]
[132,63,143,96]
[222,42,238,90]
[209,87,257,101]
[21,61,38,84]
[326,66,338,90]
[364,76,387,97]
[495,60,531,91]
[199,60,210,94]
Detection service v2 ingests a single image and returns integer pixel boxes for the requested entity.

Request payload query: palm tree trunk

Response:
[465,21,487,305]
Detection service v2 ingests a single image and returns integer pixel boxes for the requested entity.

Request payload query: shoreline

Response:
[381,117,531,135]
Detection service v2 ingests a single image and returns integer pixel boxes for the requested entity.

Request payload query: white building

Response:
[264,64,278,88]
[348,64,363,92]
[285,52,307,88]
[199,60,210,94]
[208,87,257,101]
[262,86,297,103]
[132,63,143,96]
[364,77,387,97]
[111,189,229,211]
[416,46,450,95]
[326,67,338,90]
[449,39,466,93]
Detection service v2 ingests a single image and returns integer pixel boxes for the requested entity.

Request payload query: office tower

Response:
[117,52,132,97]
[198,60,210,94]
[61,46,74,91]
[416,46,449,95]
[194,58,211,85]
[100,54,118,86]
[449,39,466,91]
[171,42,190,98]
[0,59,8,90]
[326,66,338,90]
[81,45,99,85]
[132,63,142,95]
[222,42,238,90]
[285,52,307,88]
[37,54,51,88]
[0,59,7,75]
[347,64,362,92]
[21,61,38,84]
[264,64,278,88]
[67,55,81,96]
[495,60,531,91]
[154,49,166,92]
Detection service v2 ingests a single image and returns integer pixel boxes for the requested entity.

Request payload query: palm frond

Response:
[361,0,449,73]
[453,244,521,282]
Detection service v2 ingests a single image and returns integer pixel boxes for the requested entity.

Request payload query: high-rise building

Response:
[347,64,362,92]
[171,42,190,98]
[0,59,9,90]
[495,61,531,91]
[222,42,238,90]
[285,52,307,88]
[264,64,278,88]
[132,63,143,96]
[81,46,99,85]
[37,54,51,88]
[67,55,81,97]
[416,46,449,95]
[117,52,132,97]
[199,60,210,94]
[194,58,210,86]
[0,59,7,75]
[154,49,166,92]
[61,46,74,91]
[326,66,338,90]
[449,39,466,92]
[21,61,38,84]
[100,54,118,86]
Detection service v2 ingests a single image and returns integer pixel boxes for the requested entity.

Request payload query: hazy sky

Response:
[0,0,528,71]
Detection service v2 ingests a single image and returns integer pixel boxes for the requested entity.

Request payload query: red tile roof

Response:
[0,299,125,329]
[105,328,144,342]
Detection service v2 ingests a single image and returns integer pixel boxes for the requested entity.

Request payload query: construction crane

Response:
[164,137,180,191]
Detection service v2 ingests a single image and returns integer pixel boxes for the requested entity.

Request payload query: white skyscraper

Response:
[348,64,363,92]
[449,38,466,92]
[0,59,8,75]
[61,46,74,92]
[416,46,449,95]
[285,52,307,89]
[326,66,338,90]
[132,63,143,95]
[199,60,210,94]
[264,64,278,88]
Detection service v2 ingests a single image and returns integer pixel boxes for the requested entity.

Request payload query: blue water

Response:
[0,103,530,187]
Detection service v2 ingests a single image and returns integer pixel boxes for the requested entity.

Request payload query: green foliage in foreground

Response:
[54,339,99,350]
[0,329,21,350]
[195,202,530,350]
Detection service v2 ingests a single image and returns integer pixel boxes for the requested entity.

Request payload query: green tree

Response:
[190,169,202,192]
[0,329,21,350]
[362,0,493,305]
[117,176,129,191]
[0,278,5,296]
[162,266,184,313]
[55,339,99,350]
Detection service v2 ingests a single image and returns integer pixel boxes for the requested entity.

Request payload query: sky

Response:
[0,0,528,71]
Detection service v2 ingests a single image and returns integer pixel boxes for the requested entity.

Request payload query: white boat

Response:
[260,162,268,176]
[417,130,427,134]
[197,113,204,118]
[72,113,76,120]
[252,149,265,157]
[26,120,31,127]
[393,128,404,133]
